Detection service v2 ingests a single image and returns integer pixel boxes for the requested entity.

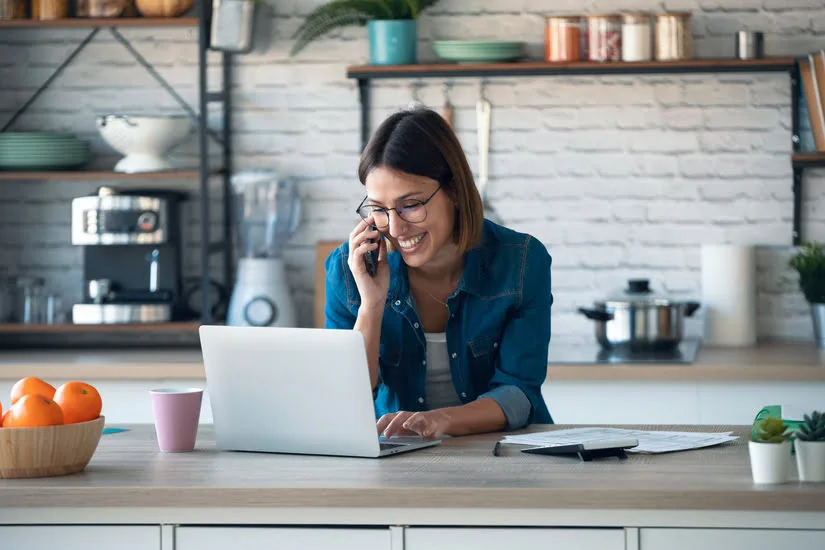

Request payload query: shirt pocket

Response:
[467,334,499,384]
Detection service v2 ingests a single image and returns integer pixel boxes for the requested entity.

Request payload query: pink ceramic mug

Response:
[149,388,203,452]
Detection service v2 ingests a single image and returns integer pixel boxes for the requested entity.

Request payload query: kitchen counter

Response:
[0,341,823,382]
[1,423,823,550]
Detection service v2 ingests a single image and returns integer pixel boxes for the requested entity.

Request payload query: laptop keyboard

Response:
[379,442,405,450]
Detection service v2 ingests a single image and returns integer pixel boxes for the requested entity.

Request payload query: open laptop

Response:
[198,325,442,458]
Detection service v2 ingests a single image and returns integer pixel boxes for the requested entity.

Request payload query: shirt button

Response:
[451,352,457,359]
[461,392,467,398]
[418,397,424,404]
[414,322,419,328]
[450,314,455,318]
[395,300,401,306]
[493,342,498,348]
[422,360,426,366]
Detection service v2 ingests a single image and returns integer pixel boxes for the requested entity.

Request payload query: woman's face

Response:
[363,166,455,269]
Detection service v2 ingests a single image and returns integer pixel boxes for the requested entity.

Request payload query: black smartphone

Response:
[364,224,379,277]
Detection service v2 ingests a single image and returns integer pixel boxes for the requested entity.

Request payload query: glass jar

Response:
[545,15,583,62]
[586,14,621,62]
[0,0,26,19]
[655,12,692,61]
[31,0,68,19]
[621,13,652,62]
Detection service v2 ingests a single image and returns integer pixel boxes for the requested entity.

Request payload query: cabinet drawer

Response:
[640,528,825,550]
[404,527,625,550]
[175,527,391,550]
[0,526,160,550]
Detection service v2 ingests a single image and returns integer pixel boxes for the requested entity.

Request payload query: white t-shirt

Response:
[424,332,462,410]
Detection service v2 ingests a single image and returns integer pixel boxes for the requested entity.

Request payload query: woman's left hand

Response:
[377,410,452,439]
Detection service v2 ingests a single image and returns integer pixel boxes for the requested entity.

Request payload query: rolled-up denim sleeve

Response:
[479,236,553,431]
[324,245,357,330]
[479,385,532,431]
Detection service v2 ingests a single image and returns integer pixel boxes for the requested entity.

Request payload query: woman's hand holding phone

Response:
[348,216,390,311]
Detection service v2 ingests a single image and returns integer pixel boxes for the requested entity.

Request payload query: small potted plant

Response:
[290,0,443,65]
[749,417,792,484]
[795,410,825,482]
[789,241,825,349]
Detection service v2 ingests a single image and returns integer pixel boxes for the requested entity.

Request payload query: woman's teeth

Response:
[398,233,425,249]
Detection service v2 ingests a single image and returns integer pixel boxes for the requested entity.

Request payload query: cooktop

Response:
[546,339,702,365]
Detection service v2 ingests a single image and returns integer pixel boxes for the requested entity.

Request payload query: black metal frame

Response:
[0,3,234,325]
[349,58,809,246]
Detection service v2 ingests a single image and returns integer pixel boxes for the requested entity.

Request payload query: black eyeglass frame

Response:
[355,187,442,227]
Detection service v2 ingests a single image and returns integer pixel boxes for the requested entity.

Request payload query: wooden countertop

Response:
[0,342,823,382]
[1,424,823,511]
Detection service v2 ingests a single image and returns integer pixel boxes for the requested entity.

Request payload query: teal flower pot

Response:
[368,20,417,65]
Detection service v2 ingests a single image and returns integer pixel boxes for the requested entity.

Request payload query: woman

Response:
[324,106,553,439]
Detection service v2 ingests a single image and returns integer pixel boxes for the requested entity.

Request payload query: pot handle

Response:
[684,302,701,317]
[578,307,614,322]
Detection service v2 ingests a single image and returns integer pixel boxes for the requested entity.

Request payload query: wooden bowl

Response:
[0,416,105,479]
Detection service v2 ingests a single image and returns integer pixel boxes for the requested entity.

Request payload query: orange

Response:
[0,409,6,427]
[10,377,56,406]
[4,393,64,428]
[0,399,3,427]
[53,382,102,424]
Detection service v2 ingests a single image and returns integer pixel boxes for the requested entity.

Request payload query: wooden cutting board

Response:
[315,241,343,328]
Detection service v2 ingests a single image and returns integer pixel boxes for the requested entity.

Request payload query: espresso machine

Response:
[71,187,186,324]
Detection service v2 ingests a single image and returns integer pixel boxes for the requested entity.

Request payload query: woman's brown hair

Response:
[357,106,484,255]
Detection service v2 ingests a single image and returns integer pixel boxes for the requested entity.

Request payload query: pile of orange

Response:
[0,377,102,428]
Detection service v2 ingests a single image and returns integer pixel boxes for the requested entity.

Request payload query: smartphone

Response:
[364,224,379,277]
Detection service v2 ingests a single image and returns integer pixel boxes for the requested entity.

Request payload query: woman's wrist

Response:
[358,301,385,317]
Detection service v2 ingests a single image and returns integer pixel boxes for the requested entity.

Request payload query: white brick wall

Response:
[0,0,823,344]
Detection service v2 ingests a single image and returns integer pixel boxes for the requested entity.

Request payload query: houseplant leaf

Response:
[290,1,394,56]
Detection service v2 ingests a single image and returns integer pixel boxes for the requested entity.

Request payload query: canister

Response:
[545,15,583,62]
[586,14,621,62]
[655,12,692,61]
[621,13,652,62]
[736,30,764,60]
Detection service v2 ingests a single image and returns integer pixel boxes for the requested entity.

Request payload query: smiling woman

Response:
[324,106,554,439]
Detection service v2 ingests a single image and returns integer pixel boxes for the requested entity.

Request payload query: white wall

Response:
[0,0,822,343]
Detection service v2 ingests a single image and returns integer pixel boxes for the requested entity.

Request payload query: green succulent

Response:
[290,0,443,56]
[752,417,792,443]
[797,410,825,442]
[789,241,825,304]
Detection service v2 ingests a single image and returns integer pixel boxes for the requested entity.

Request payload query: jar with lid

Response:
[621,13,652,62]
[585,14,621,62]
[31,0,68,19]
[545,15,583,62]
[0,0,26,19]
[655,12,692,61]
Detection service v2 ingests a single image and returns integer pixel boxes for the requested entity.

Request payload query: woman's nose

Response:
[387,211,409,237]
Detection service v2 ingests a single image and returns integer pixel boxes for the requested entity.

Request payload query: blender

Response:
[226,170,301,327]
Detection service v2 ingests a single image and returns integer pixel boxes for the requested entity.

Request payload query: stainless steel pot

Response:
[578,279,700,351]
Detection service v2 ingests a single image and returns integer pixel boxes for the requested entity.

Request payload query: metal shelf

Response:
[348,56,805,245]
[0,169,217,181]
[0,17,199,28]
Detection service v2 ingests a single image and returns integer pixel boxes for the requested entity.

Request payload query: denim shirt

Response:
[324,219,554,431]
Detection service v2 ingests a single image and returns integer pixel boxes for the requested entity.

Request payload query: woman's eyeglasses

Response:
[356,187,441,228]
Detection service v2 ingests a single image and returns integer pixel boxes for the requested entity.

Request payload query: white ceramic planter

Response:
[748,440,791,484]
[795,440,825,482]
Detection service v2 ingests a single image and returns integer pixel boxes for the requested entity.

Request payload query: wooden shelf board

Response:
[0,169,216,181]
[347,57,798,79]
[792,152,825,167]
[0,322,202,334]
[0,17,198,28]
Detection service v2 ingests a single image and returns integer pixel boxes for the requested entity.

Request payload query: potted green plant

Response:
[290,0,443,65]
[749,417,792,484]
[789,241,825,349]
[795,410,825,482]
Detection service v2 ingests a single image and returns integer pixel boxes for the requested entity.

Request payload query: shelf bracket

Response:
[1,28,100,132]
[108,27,225,148]
[358,78,370,151]
[793,167,803,246]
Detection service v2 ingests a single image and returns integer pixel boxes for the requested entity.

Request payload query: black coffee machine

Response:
[71,187,187,324]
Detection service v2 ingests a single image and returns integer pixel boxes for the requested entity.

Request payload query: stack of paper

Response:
[502,427,738,454]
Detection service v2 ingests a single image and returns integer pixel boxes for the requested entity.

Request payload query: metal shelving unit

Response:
[347,56,811,246]
[0,4,233,347]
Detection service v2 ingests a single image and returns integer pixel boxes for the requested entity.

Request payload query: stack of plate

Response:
[433,41,525,64]
[0,132,91,171]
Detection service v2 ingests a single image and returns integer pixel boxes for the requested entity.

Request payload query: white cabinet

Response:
[640,528,825,550]
[0,526,160,550]
[404,527,625,550]
[174,527,391,550]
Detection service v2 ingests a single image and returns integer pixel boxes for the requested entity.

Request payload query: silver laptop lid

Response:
[199,325,383,458]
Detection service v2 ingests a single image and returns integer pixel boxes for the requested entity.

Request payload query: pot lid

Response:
[597,279,676,307]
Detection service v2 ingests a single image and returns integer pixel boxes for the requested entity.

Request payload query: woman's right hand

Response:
[347,216,390,312]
